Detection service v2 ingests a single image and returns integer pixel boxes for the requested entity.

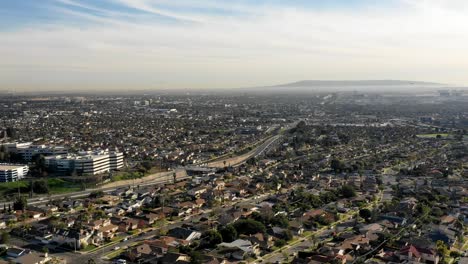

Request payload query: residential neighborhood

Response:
[0,92,466,264]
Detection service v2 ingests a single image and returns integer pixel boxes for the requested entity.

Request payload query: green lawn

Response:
[0,181,30,197]
[0,178,82,198]
[47,178,82,194]
[0,181,29,192]
[111,171,145,182]
[82,244,97,252]
[416,133,449,138]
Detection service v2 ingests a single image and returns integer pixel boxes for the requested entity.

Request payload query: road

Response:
[0,169,190,208]
[205,120,300,168]
[63,193,272,264]
[252,191,384,264]
[2,120,299,208]
[206,135,281,168]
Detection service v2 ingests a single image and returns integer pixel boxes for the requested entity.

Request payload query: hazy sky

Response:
[1,0,468,91]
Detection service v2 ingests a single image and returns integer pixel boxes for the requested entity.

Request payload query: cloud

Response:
[1,0,468,91]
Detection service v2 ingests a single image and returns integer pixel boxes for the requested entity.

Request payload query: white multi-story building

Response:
[109,152,124,170]
[45,151,124,175]
[0,164,29,182]
[2,142,68,161]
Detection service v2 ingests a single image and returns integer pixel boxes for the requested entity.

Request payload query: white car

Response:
[114,246,120,251]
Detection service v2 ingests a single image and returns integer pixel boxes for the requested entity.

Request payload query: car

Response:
[114,259,126,264]
[123,237,128,241]
[114,246,120,251]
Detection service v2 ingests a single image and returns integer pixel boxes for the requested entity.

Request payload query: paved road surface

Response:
[207,135,281,168]
[0,169,189,209]
[59,194,271,263]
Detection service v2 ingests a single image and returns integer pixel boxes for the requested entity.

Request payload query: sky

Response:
[1,0,468,92]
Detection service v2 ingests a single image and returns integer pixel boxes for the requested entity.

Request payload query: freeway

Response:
[204,120,300,168]
[206,134,281,168]
[2,120,299,208]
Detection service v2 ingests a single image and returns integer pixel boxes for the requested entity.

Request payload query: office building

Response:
[45,151,124,175]
[0,164,29,182]
[2,142,68,162]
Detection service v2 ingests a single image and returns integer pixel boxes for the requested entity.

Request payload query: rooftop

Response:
[0,164,26,171]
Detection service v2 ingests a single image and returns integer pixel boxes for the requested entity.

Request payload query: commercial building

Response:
[45,151,124,175]
[2,143,68,162]
[0,164,29,182]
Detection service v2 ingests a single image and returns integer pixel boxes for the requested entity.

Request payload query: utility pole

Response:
[17,180,20,197]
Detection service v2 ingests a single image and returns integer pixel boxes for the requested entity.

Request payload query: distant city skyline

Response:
[2,0,468,91]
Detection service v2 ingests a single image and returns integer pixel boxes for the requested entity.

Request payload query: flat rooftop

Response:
[0,164,25,170]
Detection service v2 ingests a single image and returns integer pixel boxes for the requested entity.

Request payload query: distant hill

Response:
[274,80,442,87]
[240,80,445,93]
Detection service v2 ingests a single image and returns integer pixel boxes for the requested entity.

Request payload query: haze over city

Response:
[2,0,468,91]
[0,1,467,264]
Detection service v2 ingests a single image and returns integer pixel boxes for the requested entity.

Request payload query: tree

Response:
[189,250,202,264]
[203,230,222,247]
[330,159,345,173]
[89,191,104,199]
[359,209,372,221]
[274,239,287,247]
[271,214,289,228]
[32,180,49,194]
[141,161,152,172]
[416,203,431,216]
[436,240,449,260]
[33,154,47,174]
[6,127,16,139]
[340,185,356,198]
[0,232,9,244]
[233,219,266,235]
[13,196,27,211]
[283,230,293,241]
[94,210,107,219]
[220,224,237,242]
